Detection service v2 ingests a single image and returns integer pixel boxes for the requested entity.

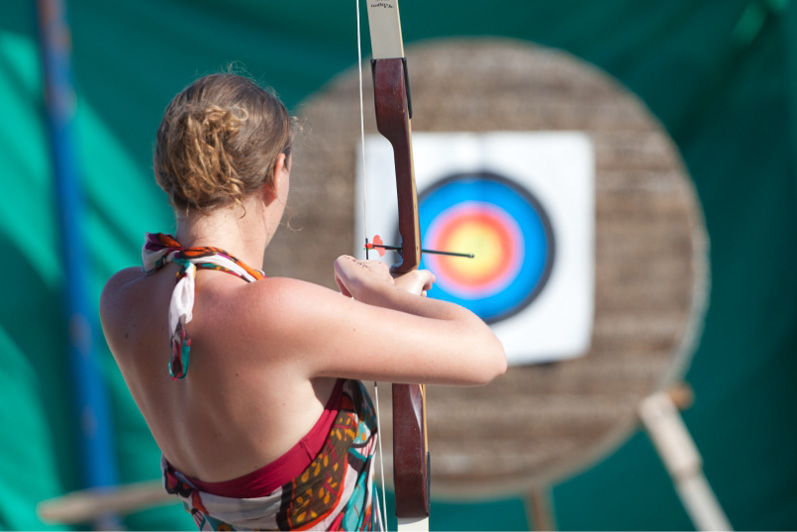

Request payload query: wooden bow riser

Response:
[372,56,430,519]
[372,58,421,275]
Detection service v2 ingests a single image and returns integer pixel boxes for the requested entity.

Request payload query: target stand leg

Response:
[526,485,557,531]
[639,390,732,531]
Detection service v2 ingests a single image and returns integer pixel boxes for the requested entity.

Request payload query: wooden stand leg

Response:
[639,390,732,531]
[526,485,557,531]
[37,480,176,525]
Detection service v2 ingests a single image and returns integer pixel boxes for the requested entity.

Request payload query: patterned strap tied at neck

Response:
[141,233,265,380]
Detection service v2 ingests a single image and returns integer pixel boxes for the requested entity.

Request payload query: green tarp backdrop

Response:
[1,0,796,530]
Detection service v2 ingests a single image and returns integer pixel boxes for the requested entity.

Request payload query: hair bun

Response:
[155,73,295,214]
[195,104,248,141]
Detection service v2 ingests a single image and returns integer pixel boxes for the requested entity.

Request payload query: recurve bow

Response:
[365,1,430,530]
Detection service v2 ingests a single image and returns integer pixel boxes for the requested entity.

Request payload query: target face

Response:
[417,173,555,323]
[357,131,594,365]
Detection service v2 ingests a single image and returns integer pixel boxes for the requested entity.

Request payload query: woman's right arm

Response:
[243,256,507,386]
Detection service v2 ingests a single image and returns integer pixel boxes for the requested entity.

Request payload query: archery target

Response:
[356,131,594,365]
[418,173,554,323]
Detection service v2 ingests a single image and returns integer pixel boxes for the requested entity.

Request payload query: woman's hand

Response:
[393,269,436,297]
[333,255,436,300]
[334,256,393,299]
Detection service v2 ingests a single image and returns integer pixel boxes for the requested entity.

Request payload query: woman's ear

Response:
[263,153,290,206]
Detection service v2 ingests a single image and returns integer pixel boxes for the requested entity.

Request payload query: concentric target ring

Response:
[413,172,556,324]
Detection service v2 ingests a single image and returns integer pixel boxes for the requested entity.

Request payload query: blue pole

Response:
[35,0,120,520]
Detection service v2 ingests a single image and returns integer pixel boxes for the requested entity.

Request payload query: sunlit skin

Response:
[100,153,507,484]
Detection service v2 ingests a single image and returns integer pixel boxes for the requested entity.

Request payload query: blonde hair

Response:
[154,73,294,214]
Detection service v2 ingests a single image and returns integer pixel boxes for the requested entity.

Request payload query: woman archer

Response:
[100,72,506,531]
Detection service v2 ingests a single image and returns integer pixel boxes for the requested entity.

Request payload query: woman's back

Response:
[101,262,336,483]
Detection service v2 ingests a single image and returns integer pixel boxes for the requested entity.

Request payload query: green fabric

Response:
[1,0,795,529]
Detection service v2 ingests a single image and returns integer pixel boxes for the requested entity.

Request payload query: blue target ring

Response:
[414,172,555,323]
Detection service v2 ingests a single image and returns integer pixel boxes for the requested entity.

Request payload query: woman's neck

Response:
[175,200,272,268]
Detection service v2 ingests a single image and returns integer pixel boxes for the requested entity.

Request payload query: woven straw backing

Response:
[264,40,709,497]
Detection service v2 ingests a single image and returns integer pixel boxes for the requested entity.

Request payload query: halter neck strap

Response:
[141,232,265,379]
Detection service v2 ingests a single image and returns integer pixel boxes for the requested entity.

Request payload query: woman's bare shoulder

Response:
[240,276,341,319]
[231,276,356,346]
[104,267,145,289]
[100,268,145,310]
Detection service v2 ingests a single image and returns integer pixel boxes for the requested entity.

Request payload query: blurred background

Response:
[1,0,796,530]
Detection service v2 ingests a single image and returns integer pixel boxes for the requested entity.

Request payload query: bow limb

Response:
[366,1,430,529]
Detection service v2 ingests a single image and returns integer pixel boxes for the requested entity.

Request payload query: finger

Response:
[418,270,436,291]
[333,256,357,296]
[365,260,393,282]
[335,276,353,298]
[333,255,356,275]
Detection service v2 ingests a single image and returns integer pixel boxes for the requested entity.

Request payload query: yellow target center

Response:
[438,221,507,281]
